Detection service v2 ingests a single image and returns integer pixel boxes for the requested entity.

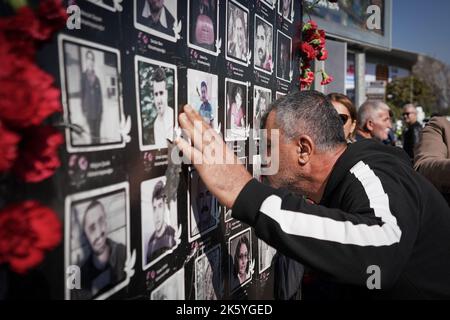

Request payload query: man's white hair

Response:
[357,100,390,129]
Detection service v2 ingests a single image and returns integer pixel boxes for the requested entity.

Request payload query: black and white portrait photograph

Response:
[253,15,273,74]
[258,239,276,274]
[58,35,125,153]
[188,169,220,242]
[135,56,177,151]
[151,267,185,300]
[253,86,272,140]
[188,0,220,55]
[226,0,249,65]
[187,69,218,129]
[141,176,179,270]
[134,0,179,42]
[87,0,117,12]
[194,245,221,300]
[65,182,130,300]
[277,0,294,22]
[276,31,292,82]
[225,78,248,141]
[228,228,253,293]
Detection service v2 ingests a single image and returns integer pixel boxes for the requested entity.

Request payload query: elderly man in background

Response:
[355,100,392,142]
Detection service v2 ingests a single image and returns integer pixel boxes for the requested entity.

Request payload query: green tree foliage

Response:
[386,76,437,118]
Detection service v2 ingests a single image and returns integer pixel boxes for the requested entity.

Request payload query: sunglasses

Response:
[402,112,415,117]
[338,114,350,124]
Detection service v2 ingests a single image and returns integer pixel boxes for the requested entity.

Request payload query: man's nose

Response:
[93,227,101,240]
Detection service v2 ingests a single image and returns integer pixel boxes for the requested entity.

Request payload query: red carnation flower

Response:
[0,7,40,59]
[320,70,334,85]
[0,56,61,128]
[300,68,315,90]
[302,20,318,32]
[0,201,61,274]
[37,0,68,39]
[301,59,311,70]
[0,6,43,40]
[317,48,329,61]
[301,42,316,61]
[0,122,21,173]
[0,1,67,59]
[14,126,64,183]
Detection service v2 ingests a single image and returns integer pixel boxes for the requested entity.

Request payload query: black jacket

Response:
[232,139,450,299]
[403,121,422,158]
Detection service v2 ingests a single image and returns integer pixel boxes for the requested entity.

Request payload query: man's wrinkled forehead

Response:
[376,108,390,119]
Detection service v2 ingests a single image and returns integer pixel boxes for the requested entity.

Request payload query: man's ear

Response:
[297,135,314,165]
[366,120,374,132]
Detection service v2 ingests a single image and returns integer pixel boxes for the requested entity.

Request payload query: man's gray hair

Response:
[357,100,390,129]
[262,90,346,151]
[402,103,416,111]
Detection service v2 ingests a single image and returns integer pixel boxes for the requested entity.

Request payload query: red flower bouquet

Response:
[0,201,61,274]
[0,55,61,129]
[14,126,64,183]
[298,20,333,89]
[0,0,67,274]
[0,122,21,173]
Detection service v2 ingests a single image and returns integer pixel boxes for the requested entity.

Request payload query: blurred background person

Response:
[402,103,422,159]
[327,93,357,143]
[414,116,450,206]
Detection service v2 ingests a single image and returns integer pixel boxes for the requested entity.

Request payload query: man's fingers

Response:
[179,113,194,140]
[183,104,211,132]
[175,136,203,165]
[179,104,222,153]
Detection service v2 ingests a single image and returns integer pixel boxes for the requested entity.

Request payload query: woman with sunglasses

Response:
[327,93,357,143]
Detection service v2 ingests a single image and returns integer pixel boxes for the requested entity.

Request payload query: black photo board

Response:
[23,0,302,300]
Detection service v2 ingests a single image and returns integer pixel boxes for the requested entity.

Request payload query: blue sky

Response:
[392,0,450,66]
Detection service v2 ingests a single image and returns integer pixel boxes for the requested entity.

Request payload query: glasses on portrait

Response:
[339,114,350,124]
[402,112,415,117]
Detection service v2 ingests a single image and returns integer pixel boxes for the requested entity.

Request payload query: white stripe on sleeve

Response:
[259,161,402,246]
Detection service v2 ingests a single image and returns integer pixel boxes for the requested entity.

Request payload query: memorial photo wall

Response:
[39,0,301,299]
